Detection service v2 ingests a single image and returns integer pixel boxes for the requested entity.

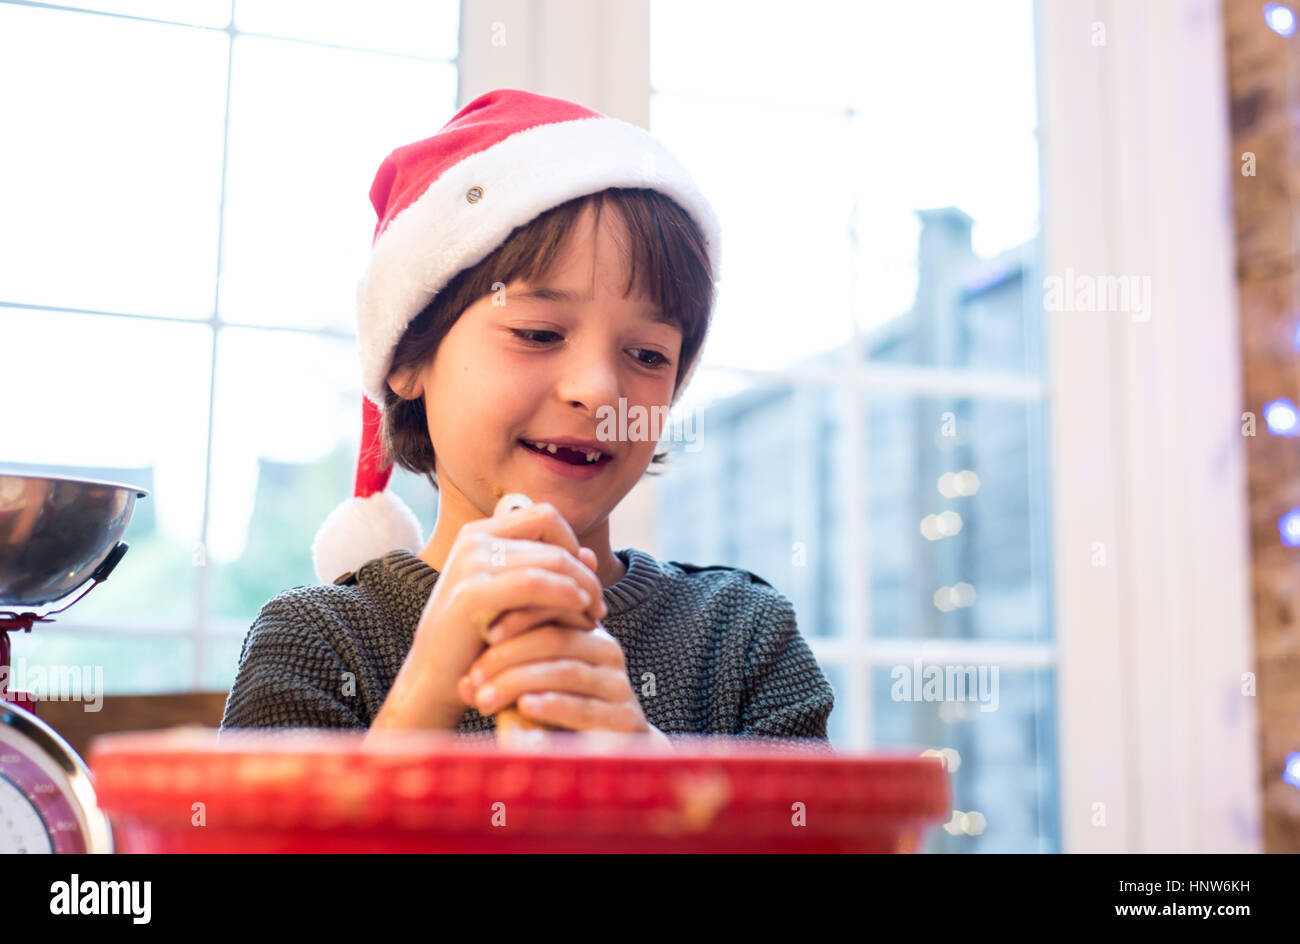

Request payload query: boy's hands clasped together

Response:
[367,499,665,742]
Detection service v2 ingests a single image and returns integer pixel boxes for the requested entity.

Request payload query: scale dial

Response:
[0,701,112,853]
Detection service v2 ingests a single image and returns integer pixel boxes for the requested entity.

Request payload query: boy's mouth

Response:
[518,439,613,467]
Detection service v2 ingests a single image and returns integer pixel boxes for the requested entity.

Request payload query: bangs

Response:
[454,188,714,382]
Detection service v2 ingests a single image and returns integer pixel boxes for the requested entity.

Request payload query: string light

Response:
[932,582,977,610]
[1279,508,1300,547]
[961,811,987,836]
[921,511,964,539]
[1265,3,1297,37]
[1263,397,1299,436]
[938,470,982,497]
[941,808,988,836]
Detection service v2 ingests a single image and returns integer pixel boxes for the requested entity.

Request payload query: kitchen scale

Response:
[0,470,149,854]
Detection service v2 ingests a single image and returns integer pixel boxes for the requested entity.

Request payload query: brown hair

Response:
[379,187,714,490]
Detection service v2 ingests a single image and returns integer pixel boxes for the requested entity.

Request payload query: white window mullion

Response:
[194,15,237,692]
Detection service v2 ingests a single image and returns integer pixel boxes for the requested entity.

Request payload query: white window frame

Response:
[459,0,1260,853]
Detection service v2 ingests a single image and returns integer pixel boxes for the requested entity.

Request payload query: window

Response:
[649,0,1055,852]
[0,0,459,691]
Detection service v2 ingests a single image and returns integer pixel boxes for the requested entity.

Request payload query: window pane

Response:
[15,630,195,696]
[866,392,1052,642]
[0,5,228,319]
[863,211,1045,376]
[848,0,1040,366]
[655,375,1052,646]
[651,0,859,110]
[203,327,439,627]
[385,465,439,547]
[34,0,231,27]
[651,0,1041,374]
[218,34,457,332]
[873,665,1059,853]
[234,0,458,59]
[1,308,212,630]
[201,634,244,692]
[650,95,858,373]
[205,327,356,619]
[654,377,855,640]
[823,662,849,747]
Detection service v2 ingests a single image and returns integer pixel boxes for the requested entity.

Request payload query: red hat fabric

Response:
[310,88,721,584]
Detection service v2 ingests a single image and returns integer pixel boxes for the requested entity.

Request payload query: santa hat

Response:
[310,88,722,585]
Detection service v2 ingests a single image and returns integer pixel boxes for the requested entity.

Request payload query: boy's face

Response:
[388,204,684,536]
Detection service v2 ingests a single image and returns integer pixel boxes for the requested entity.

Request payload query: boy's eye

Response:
[634,349,671,368]
[509,329,672,370]
[510,328,561,345]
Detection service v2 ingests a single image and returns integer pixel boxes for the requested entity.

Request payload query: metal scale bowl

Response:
[0,470,148,854]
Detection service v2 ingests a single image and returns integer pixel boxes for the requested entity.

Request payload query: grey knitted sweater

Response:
[220,546,835,742]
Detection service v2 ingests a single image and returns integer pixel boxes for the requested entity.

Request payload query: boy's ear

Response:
[387,364,424,400]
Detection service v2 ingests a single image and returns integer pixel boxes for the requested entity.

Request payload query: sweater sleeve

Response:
[220,595,367,731]
[736,590,835,744]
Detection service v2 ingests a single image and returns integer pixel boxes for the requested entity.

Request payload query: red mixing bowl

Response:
[89,727,951,853]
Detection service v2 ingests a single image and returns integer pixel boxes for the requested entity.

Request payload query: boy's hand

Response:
[481,546,605,645]
[369,501,603,734]
[456,624,660,737]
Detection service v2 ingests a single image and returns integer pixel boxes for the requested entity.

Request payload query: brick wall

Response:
[1223,0,1300,853]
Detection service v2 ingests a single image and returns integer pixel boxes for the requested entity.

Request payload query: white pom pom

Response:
[311,490,424,584]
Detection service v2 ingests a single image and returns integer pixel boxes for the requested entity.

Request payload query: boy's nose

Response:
[553,351,621,411]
